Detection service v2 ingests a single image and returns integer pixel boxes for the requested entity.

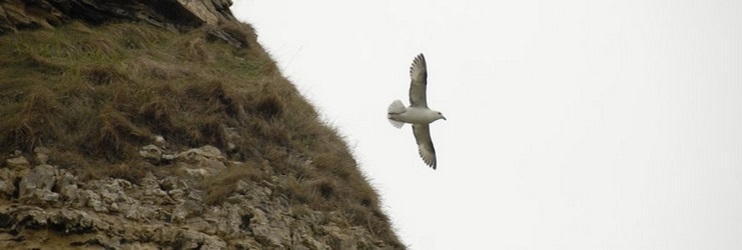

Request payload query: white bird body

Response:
[388,104,444,127]
[387,54,445,169]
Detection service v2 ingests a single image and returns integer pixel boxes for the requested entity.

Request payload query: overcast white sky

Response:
[231,1,742,249]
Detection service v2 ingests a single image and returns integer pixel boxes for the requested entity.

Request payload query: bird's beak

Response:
[442,116,447,120]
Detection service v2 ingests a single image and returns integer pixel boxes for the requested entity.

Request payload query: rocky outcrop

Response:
[0,1,405,248]
[0,142,391,249]
[0,0,235,34]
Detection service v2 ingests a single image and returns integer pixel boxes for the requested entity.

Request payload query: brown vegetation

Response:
[0,21,402,247]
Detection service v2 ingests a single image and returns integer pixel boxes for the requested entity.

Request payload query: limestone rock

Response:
[18,164,60,205]
[141,137,175,164]
[56,170,79,202]
[177,145,227,178]
[248,206,295,248]
[5,155,30,171]
[153,135,167,148]
[139,172,172,205]
[139,144,163,163]
[0,168,15,199]
[179,145,225,162]
[177,0,228,26]
[172,199,204,223]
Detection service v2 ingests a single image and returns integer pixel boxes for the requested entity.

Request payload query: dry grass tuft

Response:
[255,93,284,119]
[251,119,290,146]
[201,161,268,205]
[316,178,336,200]
[94,105,151,159]
[75,37,120,57]
[124,57,191,80]
[0,87,63,151]
[26,53,66,74]
[192,115,228,147]
[180,37,212,62]
[47,150,94,170]
[138,96,177,132]
[108,23,169,49]
[85,65,124,85]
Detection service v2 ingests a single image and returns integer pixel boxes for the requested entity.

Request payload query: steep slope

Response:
[0,1,403,249]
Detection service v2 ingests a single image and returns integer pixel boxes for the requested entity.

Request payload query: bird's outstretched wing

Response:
[412,124,437,169]
[409,54,428,108]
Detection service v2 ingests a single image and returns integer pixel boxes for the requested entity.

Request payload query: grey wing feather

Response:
[412,124,437,169]
[408,54,428,108]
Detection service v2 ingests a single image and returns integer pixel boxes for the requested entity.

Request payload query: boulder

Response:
[18,164,60,205]
[177,145,227,178]
[139,144,164,163]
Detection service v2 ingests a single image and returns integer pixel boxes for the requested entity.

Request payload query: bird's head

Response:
[435,111,446,121]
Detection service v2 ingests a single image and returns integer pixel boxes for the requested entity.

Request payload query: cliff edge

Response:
[0,0,403,249]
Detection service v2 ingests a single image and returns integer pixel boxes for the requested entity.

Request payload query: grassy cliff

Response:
[0,19,403,248]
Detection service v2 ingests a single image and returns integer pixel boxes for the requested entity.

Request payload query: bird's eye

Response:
[438,112,442,115]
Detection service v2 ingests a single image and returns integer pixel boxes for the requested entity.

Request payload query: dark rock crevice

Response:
[1,0,235,34]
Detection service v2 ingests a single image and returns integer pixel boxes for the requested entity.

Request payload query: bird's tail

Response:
[387,100,406,128]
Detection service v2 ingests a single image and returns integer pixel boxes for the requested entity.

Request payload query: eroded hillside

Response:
[0,1,403,249]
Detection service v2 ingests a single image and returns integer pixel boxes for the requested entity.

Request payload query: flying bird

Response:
[387,53,446,169]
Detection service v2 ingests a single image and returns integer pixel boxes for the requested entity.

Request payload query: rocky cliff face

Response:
[0,0,404,249]
[1,144,390,249]
[0,0,234,34]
